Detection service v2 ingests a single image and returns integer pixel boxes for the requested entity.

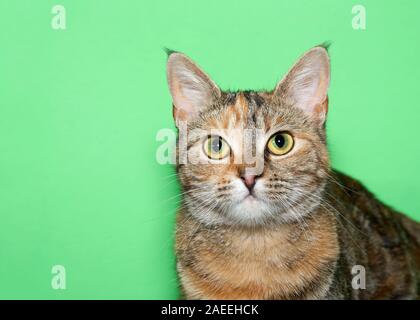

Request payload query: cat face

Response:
[167,47,331,226]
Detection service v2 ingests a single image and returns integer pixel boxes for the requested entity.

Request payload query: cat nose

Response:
[241,175,256,191]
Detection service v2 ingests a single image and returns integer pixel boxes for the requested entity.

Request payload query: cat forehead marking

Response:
[223,93,249,129]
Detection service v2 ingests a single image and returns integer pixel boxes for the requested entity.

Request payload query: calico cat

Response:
[166,46,420,299]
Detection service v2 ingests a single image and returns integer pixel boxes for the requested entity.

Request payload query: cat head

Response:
[166,47,331,226]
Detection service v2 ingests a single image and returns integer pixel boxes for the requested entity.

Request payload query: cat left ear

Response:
[166,52,221,126]
[273,47,330,124]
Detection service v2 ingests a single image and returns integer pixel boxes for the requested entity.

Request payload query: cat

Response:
[166,46,420,299]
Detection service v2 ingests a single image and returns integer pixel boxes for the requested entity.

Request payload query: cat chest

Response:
[177,229,339,299]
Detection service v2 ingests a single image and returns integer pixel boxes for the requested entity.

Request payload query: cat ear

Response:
[273,47,330,124]
[166,52,221,125]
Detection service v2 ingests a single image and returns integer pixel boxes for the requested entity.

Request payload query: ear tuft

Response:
[164,47,178,57]
[166,53,220,125]
[318,41,332,52]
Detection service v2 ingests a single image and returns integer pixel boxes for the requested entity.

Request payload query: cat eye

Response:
[204,135,230,160]
[267,132,294,156]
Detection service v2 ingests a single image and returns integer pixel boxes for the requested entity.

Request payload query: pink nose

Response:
[241,175,256,191]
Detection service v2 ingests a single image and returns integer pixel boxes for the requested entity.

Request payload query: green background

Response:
[0,0,419,299]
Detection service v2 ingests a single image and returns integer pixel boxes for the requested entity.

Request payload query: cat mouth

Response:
[242,194,258,203]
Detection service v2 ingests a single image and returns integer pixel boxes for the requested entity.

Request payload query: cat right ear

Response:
[166,52,221,126]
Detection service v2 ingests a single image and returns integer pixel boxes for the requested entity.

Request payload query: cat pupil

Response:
[212,137,222,152]
[275,134,285,148]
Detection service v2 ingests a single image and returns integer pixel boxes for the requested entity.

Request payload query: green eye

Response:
[204,136,230,160]
[267,132,294,155]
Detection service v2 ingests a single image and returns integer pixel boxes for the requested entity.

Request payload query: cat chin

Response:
[225,194,317,226]
[227,198,273,226]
